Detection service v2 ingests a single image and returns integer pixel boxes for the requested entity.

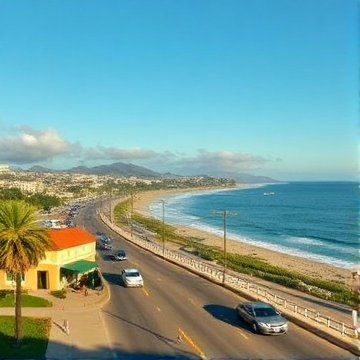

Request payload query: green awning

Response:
[61,260,98,273]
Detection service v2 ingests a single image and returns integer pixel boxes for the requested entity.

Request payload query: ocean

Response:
[148,182,359,269]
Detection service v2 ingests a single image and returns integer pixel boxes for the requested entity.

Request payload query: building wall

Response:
[0,242,96,291]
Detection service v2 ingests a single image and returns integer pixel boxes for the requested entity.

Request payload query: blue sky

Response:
[0,0,358,181]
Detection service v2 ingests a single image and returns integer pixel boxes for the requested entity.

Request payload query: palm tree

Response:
[0,200,52,346]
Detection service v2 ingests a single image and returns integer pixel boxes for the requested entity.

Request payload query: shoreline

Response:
[133,187,352,286]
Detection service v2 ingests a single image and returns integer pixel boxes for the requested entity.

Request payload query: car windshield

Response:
[253,307,278,317]
[126,271,140,277]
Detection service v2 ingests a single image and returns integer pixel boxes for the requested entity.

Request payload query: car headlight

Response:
[258,322,271,328]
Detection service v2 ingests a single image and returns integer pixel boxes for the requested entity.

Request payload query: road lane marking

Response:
[237,329,248,340]
[188,297,197,306]
[178,327,206,358]
[142,287,149,296]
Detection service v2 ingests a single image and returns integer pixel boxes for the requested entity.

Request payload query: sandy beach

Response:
[132,188,352,286]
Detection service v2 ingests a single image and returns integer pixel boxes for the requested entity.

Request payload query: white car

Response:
[121,268,144,287]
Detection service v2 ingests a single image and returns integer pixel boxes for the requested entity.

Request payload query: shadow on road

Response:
[101,271,121,286]
[203,303,253,333]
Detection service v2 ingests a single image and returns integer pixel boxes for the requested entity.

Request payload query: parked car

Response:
[121,268,143,287]
[110,249,127,261]
[235,301,288,335]
[99,235,111,243]
[102,242,113,250]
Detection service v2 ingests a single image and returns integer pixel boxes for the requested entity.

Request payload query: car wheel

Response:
[252,322,259,333]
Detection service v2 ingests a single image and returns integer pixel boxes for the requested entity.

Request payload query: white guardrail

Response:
[99,213,355,339]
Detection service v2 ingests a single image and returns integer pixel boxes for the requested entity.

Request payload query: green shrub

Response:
[50,288,67,299]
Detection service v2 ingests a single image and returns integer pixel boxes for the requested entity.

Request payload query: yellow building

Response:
[0,227,98,291]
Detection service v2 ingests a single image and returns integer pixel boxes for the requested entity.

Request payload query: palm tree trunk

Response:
[14,273,22,345]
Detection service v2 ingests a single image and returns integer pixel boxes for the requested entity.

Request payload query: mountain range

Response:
[25,162,279,183]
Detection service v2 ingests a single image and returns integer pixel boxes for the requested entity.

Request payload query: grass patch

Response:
[50,288,67,299]
[0,316,50,358]
[0,290,52,307]
[114,200,357,306]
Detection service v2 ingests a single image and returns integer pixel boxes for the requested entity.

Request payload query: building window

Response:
[6,272,25,282]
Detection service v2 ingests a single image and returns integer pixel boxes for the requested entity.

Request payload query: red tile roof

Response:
[49,227,96,251]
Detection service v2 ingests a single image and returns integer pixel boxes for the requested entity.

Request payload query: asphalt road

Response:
[78,200,356,359]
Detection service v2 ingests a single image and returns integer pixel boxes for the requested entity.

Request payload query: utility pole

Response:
[109,188,113,223]
[99,193,102,214]
[213,210,237,284]
[130,192,134,239]
[161,200,165,257]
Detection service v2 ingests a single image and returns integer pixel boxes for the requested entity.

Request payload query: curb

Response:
[92,275,111,306]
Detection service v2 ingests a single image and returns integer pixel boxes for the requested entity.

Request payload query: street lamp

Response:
[99,193,103,214]
[222,211,227,283]
[130,193,134,239]
[109,188,118,224]
[129,192,140,240]
[109,189,113,223]
[213,210,237,284]
[160,200,165,257]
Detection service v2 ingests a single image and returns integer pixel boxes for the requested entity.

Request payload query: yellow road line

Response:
[188,297,197,306]
[178,327,206,358]
[237,329,248,340]
[142,287,149,296]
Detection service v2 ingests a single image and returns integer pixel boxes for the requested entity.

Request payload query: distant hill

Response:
[230,173,280,184]
[28,165,56,173]
[68,162,163,177]
[28,162,163,178]
[25,162,279,183]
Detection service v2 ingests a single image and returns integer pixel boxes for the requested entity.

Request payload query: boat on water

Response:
[263,192,275,196]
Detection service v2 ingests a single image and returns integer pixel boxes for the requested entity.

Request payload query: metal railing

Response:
[99,213,355,339]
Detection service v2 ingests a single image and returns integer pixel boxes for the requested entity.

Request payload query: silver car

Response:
[121,268,144,288]
[236,301,288,335]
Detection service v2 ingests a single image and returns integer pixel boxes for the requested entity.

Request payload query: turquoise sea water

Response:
[148,182,359,269]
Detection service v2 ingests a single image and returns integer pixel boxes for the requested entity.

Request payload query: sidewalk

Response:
[1,285,114,360]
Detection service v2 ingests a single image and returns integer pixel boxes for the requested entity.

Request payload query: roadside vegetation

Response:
[0,291,52,358]
[114,199,357,307]
[0,188,62,212]
[0,200,53,350]
[0,316,50,358]
[0,290,53,307]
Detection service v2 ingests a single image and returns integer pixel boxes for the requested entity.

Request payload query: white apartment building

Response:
[11,181,45,194]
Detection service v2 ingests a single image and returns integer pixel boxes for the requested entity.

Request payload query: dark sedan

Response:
[236,301,288,335]
[110,249,127,261]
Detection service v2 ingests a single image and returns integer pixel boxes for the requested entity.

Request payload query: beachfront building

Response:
[0,227,97,292]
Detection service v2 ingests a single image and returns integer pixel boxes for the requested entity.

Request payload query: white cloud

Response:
[0,126,73,163]
[0,126,273,176]
[82,146,159,160]
[160,149,270,175]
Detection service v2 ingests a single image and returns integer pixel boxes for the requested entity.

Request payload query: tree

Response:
[0,200,52,346]
[27,193,61,212]
[0,188,24,201]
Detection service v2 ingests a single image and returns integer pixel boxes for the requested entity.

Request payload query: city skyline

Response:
[0,0,358,181]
